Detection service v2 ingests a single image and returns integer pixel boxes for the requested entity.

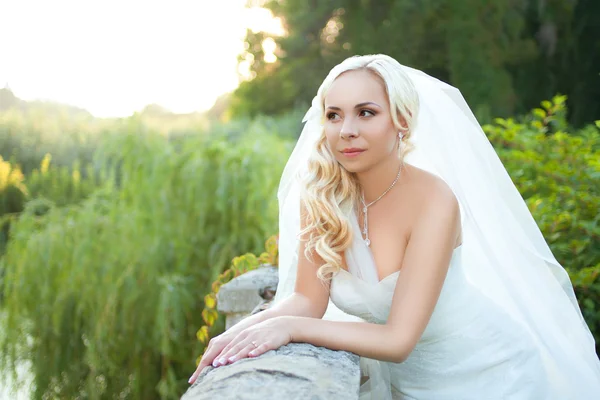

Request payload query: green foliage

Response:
[0,152,106,268]
[0,155,28,216]
[514,0,600,126]
[0,93,211,177]
[25,154,104,207]
[234,0,599,125]
[0,156,28,267]
[196,235,278,358]
[0,119,291,399]
[0,105,101,175]
[483,95,600,350]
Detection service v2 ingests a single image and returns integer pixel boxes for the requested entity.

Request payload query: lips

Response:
[341,148,365,157]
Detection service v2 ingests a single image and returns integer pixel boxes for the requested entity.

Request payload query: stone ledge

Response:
[181,343,360,400]
[216,265,279,330]
[216,265,278,314]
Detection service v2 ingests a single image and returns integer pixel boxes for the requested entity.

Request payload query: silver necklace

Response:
[359,164,403,247]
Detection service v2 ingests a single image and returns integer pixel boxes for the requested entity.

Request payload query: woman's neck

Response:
[356,156,404,204]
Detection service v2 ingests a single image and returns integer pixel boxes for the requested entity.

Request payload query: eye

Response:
[359,109,376,117]
[326,112,341,121]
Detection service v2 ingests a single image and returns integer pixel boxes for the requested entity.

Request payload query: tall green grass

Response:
[0,117,292,399]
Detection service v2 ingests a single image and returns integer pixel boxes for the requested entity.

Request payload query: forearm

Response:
[288,316,408,363]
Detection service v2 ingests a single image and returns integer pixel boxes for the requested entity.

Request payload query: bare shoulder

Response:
[402,164,460,227]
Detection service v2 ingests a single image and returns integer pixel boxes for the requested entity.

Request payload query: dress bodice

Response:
[330,246,478,342]
[326,214,553,399]
[329,210,478,339]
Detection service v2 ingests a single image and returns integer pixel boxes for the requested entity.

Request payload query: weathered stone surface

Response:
[217,265,278,329]
[181,343,360,400]
[221,312,247,330]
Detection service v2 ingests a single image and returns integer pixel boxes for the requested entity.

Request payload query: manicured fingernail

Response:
[228,356,237,363]
[212,360,219,367]
[249,350,256,356]
[218,358,226,365]
[188,376,193,384]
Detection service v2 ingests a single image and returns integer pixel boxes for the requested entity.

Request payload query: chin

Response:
[336,160,366,174]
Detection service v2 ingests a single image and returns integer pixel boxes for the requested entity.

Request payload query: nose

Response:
[340,119,358,140]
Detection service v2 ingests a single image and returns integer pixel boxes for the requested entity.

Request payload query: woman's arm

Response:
[216,183,460,365]
[288,317,397,360]
[225,197,332,332]
[188,202,330,383]
[292,184,461,362]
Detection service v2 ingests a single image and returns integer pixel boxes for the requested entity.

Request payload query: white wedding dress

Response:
[326,211,586,399]
[274,57,600,399]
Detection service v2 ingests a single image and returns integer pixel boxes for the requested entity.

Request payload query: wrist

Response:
[279,316,299,343]
[228,310,269,335]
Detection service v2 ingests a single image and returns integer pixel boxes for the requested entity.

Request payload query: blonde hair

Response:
[300,54,420,281]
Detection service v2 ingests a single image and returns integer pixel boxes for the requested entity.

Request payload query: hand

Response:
[213,316,294,367]
[188,331,236,385]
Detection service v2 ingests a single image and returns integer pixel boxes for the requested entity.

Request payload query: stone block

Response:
[216,265,278,330]
[181,343,360,400]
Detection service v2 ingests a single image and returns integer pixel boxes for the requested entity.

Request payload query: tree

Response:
[232,0,599,126]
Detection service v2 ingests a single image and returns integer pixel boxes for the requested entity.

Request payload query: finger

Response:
[214,332,247,366]
[198,345,220,370]
[188,364,203,385]
[226,343,258,364]
[188,342,222,384]
[248,342,270,358]
[189,357,209,385]
[220,338,258,365]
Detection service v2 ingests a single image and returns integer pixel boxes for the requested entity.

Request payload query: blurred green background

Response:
[0,0,599,399]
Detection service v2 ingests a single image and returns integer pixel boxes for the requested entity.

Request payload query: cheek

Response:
[375,121,397,152]
[324,126,339,147]
[365,125,395,153]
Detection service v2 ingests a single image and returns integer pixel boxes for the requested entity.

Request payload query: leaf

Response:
[196,325,209,343]
[202,308,218,327]
[204,293,216,309]
[265,234,279,265]
[212,280,222,293]
[531,121,544,130]
[533,108,546,119]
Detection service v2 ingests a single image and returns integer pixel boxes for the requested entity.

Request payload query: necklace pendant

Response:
[363,207,367,214]
[365,238,371,247]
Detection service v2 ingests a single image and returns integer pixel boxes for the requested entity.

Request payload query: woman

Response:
[189,54,600,398]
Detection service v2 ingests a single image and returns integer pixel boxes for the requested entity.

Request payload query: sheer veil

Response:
[273,55,600,394]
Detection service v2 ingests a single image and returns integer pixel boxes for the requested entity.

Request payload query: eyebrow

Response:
[326,101,382,111]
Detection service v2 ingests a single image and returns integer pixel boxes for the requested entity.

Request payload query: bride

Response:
[188,54,600,398]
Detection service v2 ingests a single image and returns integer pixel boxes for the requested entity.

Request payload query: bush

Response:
[0,155,28,217]
[0,156,28,298]
[483,95,600,351]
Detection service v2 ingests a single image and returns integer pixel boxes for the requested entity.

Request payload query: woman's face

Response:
[323,69,399,173]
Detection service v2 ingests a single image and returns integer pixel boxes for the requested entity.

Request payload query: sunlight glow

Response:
[0,0,283,117]
[262,37,278,63]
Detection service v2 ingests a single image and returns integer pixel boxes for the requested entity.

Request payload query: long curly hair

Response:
[300,54,420,281]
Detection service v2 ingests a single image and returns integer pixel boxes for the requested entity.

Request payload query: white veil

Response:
[273,55,600,395]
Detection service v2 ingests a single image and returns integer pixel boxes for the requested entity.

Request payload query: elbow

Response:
[390,348,411,364]
[386,330,416,363]
[294,292,328,319]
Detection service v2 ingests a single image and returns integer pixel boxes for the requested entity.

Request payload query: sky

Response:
[0,0,283,117]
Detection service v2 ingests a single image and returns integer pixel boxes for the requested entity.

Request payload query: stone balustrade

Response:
[181,265,361,399]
